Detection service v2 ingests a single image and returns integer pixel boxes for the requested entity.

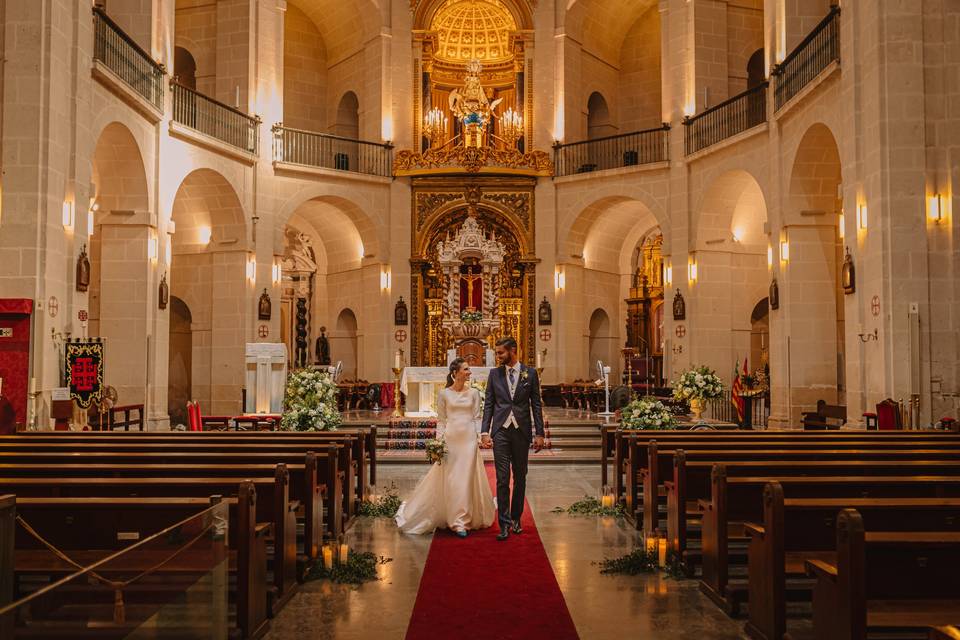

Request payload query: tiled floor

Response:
[264,464,750,639]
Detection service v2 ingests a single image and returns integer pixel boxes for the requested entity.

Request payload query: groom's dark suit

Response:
[481,363,545,530]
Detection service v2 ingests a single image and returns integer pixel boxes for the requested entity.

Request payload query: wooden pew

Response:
[610,429,960,505]
[2,485,271,639]
[696,468,960,615]
[806,509,960,640]
[930,627,960,640]
[0,441,349,534]
[744,482,960,640]
[0,469,301,615]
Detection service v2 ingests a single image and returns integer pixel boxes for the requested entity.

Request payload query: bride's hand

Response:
[480,433,492,449]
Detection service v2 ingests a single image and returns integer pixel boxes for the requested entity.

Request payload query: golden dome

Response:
[431,0,517,64]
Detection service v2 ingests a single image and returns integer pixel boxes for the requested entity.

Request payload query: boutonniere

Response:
[520,370,530,382]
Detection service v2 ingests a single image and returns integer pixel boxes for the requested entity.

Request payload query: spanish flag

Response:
[731,358,744,423]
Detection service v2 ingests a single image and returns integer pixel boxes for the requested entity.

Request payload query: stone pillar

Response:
[692,0,730,108]
[216,0,253,108]
[210,250,250,414]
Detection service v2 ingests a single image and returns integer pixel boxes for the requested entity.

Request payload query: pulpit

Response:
[399,366,493,416]
[244,343,287,414]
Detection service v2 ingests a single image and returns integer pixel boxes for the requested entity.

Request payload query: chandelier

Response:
[423,107,448,144]
[499,107,523,146]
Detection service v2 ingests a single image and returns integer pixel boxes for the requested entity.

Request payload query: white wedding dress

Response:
[395,387,496,534]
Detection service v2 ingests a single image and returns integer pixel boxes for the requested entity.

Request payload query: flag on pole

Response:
[731,358,744,423]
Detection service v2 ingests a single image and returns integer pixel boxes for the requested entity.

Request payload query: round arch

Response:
[91,121,150,214]
[787,122,842,225]
[562,195,661,273]
[170,168,248,251]
[413,0,533,31]
[694,169,768,251]
[417,200,532,259]
[285,0,381,61]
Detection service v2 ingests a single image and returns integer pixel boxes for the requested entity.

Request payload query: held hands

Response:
[533,435,545,453]
[480,433,493,449]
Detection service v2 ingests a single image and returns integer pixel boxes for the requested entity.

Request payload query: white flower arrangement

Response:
[619,397,678,430]
[280,369,342,432]
[671,365,724,401]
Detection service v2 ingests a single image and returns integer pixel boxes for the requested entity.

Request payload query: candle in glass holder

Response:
[658,538,668,567]
[600,494,614,509]
[322,545,333,570]
[339,543,349,564]
[645,533,657,556]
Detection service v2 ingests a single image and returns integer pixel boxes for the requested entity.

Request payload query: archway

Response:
[169,168,249,415]
[89,122,151,406]
[167,297,193,426]
[747,49,765,89]
[778,123,844,422]
[587,91,613,140]
[174,46,197,89]
[335,308,359,379]
[588,308,615,379]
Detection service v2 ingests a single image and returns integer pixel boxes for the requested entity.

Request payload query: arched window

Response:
[746,49,765,89]
[587,91,612,140]
[174,46,198,90]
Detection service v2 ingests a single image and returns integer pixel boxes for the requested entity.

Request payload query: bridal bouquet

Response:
[671,365,724,401]
[280,369,342,432]
[425,438,447,465]
[619,397,677,430]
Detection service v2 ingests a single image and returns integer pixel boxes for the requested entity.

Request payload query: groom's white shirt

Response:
[502,361,522,430]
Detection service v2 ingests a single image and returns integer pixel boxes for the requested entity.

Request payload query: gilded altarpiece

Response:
[410,177,538,366]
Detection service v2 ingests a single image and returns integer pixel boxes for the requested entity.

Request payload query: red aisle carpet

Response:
[404,464,580,640]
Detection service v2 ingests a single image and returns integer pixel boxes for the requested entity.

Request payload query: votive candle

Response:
[339,543,349,564]
[322,545,333,570]
[658,538,668,567]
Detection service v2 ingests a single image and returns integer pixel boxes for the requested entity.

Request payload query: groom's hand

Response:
[533,435,544,452]
[481,433,492,449]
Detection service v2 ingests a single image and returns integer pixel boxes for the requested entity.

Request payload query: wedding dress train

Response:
[395,387,496,534]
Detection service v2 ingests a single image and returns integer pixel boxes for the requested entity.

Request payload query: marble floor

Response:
[264,464,750,640]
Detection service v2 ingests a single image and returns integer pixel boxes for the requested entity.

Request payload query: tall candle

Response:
[645,534,657,557]
[395,351,401,370]
[536,351,542,369]
[658,538,668,567]
[601,494,614,509]
[29,378,36,395]
[322,545,333,570]
[339,543,349,564]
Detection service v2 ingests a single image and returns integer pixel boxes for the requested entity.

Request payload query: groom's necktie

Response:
[508,367,517,397]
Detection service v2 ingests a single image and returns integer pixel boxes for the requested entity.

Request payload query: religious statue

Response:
[158,274,169,310]
[460,267,483,312]
[76,244,91,292]
[841,247,855,294]
[672,289,686,321]
[395,297,408,325]
[258,289,271,321]
[538,297,552,325]
[769,278,780,310]
[315,326,331,365]
[448,59,503,128]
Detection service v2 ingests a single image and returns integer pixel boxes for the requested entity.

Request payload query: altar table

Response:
[399,367,493,417]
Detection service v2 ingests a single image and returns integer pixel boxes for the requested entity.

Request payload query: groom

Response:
[480,336,545,541]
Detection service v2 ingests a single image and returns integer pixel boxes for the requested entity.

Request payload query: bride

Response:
[395,358,495,537]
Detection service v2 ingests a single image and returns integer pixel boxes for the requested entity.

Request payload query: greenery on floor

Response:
[358,486,402,518]
[551,495,625,518]
[596,549,690,578]
[306,552,393,585]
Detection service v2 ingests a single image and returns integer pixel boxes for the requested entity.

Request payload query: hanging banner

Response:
[64,340,104,409]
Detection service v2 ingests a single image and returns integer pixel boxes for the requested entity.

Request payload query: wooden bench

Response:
[0,469,302,615]
[930,627,960,640]
[801,399,847,430]
[806,510,960,640]
[696,468,960,616]
[1,486,271,639]
[744,483,960,640]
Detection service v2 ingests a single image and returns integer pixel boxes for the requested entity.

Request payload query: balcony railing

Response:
[553,126,669,177]
[774,6,841,111]
[171,81,259,154]
[683,82,767,155]
[92,6,164,110]
[271,125,393,178]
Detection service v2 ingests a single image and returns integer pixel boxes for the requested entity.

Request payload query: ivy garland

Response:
[551,495,625,519]
[306,552,393,585]
[358,490,402,518]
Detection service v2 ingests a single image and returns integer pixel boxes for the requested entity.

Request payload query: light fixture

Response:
[199,225,212,245]
[358,242,365,260]
[928,194,943,223]
[380,267,391,292]
[62,200,74,230]
[246,255,256,283]
[165,237,172,265]
[88,199,98,238]
[687,258,697,283]
[857,202,868,230]
[780,240,789,262]
[499,107,524,146]
[838,212,845,239]
[664,264,673,287]
[555,266,566,292]
[272,260,282,286]
[767,244,773,269]
[423,108,448,145]
[148,230,159,263]
[732,227,744,243]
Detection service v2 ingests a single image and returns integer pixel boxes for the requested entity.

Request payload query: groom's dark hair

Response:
[495,336,517,352]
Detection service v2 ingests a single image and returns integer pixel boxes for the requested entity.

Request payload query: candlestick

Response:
[322,545,333,570]
[536,350,542,369]
[395,350,401,370]
[339,543,349,564]
[392,367,403,418]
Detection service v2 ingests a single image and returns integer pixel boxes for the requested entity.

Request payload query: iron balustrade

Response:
[171,81,260,154]
[92,6,164,110]
[271,125,393,178]
[553,126,670,177]
[683,82,767,155]
[774,6,841,111]
[705,394,770,429]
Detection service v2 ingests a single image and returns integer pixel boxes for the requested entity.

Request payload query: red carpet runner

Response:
[404,464,579,640]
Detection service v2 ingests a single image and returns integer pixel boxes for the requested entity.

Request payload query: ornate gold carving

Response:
[415,191,464,231]
[482,192,530,230]
[394,146,553,176]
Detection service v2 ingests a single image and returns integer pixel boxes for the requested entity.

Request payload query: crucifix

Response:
[460,267,483,311]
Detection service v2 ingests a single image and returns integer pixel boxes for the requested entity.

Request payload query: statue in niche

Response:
[459,265,483,312]
[769,278,780,310]
[315,326,331,366]
[76,244,91,292]
[672,289,686,321]
[841,247,856,294]
[538,297,552,326]
[258,289,271,321]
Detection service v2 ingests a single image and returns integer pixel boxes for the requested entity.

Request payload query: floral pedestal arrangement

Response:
[280,370,342,431]
[671,366,724,425]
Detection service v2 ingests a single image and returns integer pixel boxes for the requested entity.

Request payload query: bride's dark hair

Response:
[446,358,466,388]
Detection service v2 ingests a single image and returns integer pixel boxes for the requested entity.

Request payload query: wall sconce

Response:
[380,267,391,292]
[165,237,172,266]
[928,194,943,223]
[780,240,789,262]
[62,200,74,230]
[88,200,98,238]
[272,259,282,286]
[687,258,697,284]
[838,212,845,239]
[664,264,673,287]
[555,267,566,292]
[857,203,868,230]
[358,242,365,261]
[732,227,744,243]
[766,244,773,269]
[246,255,256,283]
[147,231,159,264]
[198,225,212,245]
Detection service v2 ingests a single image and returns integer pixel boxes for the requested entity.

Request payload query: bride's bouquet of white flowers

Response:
[425,438,447,465]
[671,365,724,401]
[280,369,342,432]
[619,397,677,430]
